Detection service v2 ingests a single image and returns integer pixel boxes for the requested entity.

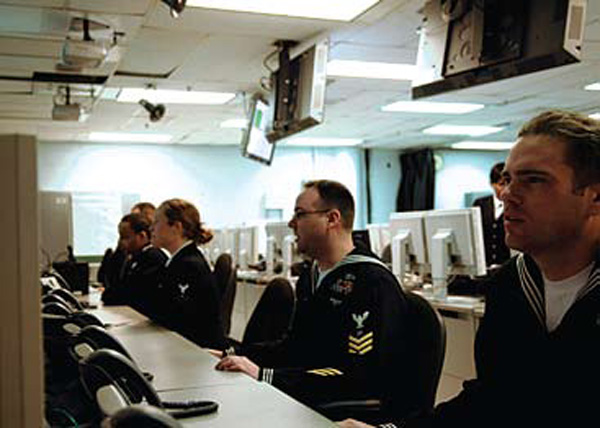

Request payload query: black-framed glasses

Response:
[291,209,331,221]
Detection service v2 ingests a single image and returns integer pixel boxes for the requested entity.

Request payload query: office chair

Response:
[317,291,446,423]
[242,277,295,347]
[213,253,237,336]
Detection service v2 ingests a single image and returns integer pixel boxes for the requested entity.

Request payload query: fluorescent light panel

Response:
[187,0,380,21]
[284,137,363,147]
[220,118,248,129]
[451,141,515,150]
[89,132,172,143]
[118,88,235,105]
[382,101,484,114]
[327,60,417,80]
[423,124,503,136]
[584,82,600,91]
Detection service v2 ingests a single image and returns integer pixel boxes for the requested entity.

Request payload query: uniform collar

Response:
[516,251,600,328]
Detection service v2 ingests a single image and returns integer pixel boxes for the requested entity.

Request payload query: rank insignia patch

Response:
[178,283,190,296]
[352,311,370,329]
[307,368,343,376]
[348,331,373,355]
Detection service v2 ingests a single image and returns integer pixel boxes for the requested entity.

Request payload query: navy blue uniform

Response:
[154,242,226,349]
[243,247,413,422]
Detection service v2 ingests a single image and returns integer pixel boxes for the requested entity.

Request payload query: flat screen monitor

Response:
[424,208,486,300]
[366,223,391,261]
[388,211,429,282]
[241,97,275,165]
[266,39,328,143]
[238,225,260,269]
[265,221,296,274]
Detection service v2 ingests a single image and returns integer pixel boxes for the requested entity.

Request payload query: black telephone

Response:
[106,404,183,427]
[50,287,85,311]
[80,349,219,419]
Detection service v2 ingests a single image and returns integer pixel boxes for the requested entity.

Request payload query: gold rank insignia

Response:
[348,331,373,355]
[306,368,343,376]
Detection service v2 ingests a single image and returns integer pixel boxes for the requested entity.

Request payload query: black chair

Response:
[242,277,295,347]
[317,291,446,422]
[213,253,237,336]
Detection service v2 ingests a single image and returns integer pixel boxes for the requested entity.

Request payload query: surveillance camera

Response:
[139,99,166,122]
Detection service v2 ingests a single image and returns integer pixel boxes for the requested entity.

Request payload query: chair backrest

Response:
[242,277,295,346]
[213,253,236,336]
[404,291,446,410]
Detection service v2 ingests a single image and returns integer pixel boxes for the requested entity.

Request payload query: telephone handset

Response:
[80,349,219,419]
[70,325,154,382]
[70,325,135,362]
[49,287,85,311]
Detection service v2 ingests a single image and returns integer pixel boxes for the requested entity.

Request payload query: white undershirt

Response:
[493,195,504,220]
[544,262,594,332]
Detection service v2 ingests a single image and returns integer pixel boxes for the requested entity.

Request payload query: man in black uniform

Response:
[472,162,511,267]
[216,180,412,422]
[339,110,600,428]
[116,213,167,316]
[217,180,414,422]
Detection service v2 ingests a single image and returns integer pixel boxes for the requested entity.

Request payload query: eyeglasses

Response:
[291,209,331,221]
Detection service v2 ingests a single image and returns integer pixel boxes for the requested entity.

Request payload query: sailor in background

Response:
[472,162,511,267]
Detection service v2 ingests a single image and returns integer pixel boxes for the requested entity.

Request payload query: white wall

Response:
[38,142,367,251]
[368,149,401,224]
[434,149,509,209]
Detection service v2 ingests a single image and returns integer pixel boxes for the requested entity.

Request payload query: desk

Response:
[89,305,335,427]
[92,306,253,391]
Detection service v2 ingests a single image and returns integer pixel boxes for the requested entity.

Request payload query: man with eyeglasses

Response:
[216,180,413,423]
[340,110,600,428]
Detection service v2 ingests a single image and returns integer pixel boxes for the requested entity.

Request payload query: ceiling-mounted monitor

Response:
[266,39,329,143]
[241,97,275,165]
[412,0,586,99]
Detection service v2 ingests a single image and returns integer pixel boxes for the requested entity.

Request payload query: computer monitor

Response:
[366,223,390,259]
[265,221,293,274]
[241,97,275,165]
[266,39,328,143]
[424,208,486,300]
[388,211,429,283]
[238,225,260,269]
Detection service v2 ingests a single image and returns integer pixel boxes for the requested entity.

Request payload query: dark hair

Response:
[518,110,600,188]
[158,198,213,245]
[120,213,151,238]
[490,162,505,184]
[303,180,355,230]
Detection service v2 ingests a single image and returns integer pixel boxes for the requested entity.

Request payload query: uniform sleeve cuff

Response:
[223,346,236,357]
[259,367,274,384]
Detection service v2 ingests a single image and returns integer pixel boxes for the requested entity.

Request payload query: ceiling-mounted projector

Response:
[61,39,109,69]
[52,103,85,121]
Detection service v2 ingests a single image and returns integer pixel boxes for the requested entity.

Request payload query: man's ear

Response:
[327,209,342,228]
[588,183,600,216]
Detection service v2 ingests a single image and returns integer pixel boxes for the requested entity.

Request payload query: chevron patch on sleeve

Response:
[306,368,344,376]
[348,331,373,355]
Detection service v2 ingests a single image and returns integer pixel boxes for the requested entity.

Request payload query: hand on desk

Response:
[336,419,374,428]
[215,356,259,380]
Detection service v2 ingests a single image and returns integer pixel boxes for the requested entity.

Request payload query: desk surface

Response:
[89,305,335,427]
[161,384,334,427]
[92,306,252,391]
